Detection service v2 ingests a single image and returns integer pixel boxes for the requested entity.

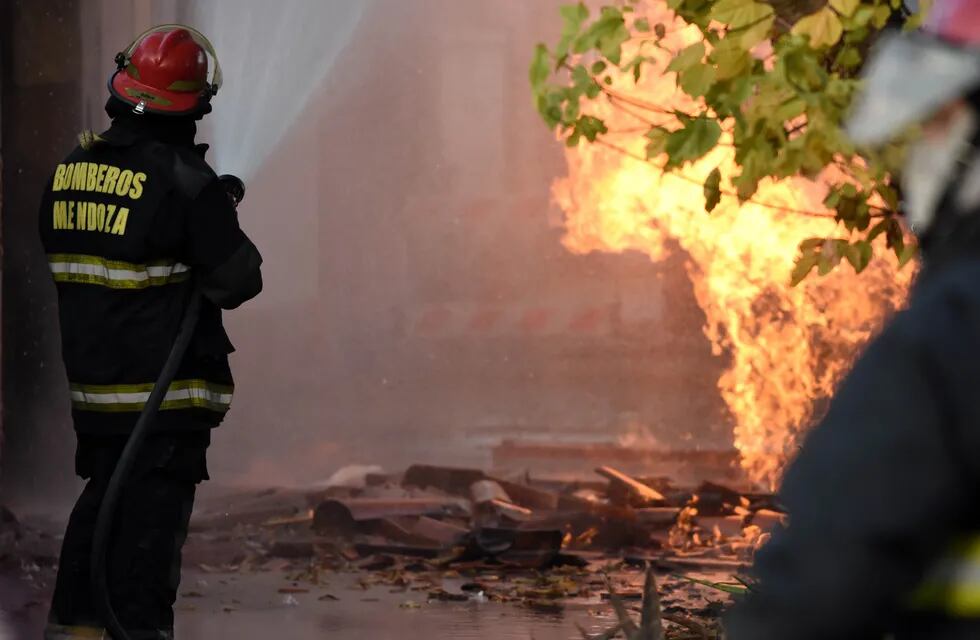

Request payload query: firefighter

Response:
[40,25,262,640]
[725,1,980,638]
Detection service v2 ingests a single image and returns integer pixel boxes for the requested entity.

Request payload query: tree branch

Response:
[593,138,860,219]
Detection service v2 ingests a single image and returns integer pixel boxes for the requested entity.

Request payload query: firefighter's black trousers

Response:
[49,432,210,636]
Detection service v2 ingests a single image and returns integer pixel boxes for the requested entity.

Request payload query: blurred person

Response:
[38,25,262,640]
[726,1,980,638]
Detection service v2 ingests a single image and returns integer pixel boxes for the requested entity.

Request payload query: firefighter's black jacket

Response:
[726,253,980,639]
[38,106,262,434]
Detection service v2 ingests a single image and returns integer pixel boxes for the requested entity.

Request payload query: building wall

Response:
[286,0,731,478]
[0,0,84,502]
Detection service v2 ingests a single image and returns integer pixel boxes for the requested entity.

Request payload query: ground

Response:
[1,454,759,639]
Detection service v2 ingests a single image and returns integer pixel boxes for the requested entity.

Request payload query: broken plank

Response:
[595,465,665,506]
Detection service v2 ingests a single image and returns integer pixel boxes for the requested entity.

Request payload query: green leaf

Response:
[558,3,589,56]
[634,17,651,32]
[673,574,749,596]
[738,13,775,49]
[560,3,589,27]
[848,5,877,28]
[704,167,722,212]
[780,46,827,92]
[585,81,601,99]
[530,44,552,92]
[829,0,859,18]
[886,217,905,252]
[536,85,566,128]
[791,249,820,286]
[665,117,723,168]
[575,6,629,64]
[834,46,862,70]
[571,63,592,90]
[904,5,929,30]
[667,42,706,73]
[774,97,807,123]
[843,241,861,272]
[897,243,918,268]
[867,218,890,242]
[817,251,838,276]
[645,126,670,158]
[876,184,899,212]
[679,63,717,97]
[563,97,580,123]
[849,240,873,273]
[792,7,844,49]
[710,0,775,49]
[835,195,859,222]
[711,37,752,80]
[591,60,607,75]
[577,115,608,142]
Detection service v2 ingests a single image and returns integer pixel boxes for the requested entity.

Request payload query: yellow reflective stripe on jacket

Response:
[910,536,980,616]
[47,253,190,289]
[69,379,234,413]
[43,624,108,639]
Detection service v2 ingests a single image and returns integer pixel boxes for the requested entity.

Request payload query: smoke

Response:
[186,0,369,180]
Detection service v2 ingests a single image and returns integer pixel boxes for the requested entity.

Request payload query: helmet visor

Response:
[846,30,980,147]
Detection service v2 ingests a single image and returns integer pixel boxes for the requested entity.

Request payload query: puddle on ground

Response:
[175,569,618,640]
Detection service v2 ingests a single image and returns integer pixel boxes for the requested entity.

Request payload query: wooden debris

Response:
[267,539,317,559]
[312,497,469,535]
[747,508,787,533]
[634,508,682,529]
[492,478,560,511]
[694,515,746,541]
[179,451,753,636]
[401,516,469,546]
[190,487,310,531]
[402,465,486,495]
[470,479,512,504]
[596,466,666,507]
[691,482,742,517]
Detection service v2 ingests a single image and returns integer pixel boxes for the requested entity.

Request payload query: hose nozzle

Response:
[218,174,245,207]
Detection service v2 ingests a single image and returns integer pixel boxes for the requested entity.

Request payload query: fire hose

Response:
[91,174,245,640]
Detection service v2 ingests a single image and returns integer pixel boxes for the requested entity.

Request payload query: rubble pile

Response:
[184,460,786,638]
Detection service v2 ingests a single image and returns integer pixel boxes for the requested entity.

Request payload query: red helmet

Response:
[109,24,223,116]
[848,1,980,146]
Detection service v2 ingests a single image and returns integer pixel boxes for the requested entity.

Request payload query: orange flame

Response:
[552,1,914,488]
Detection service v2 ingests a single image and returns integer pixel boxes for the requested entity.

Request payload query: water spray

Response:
[188,0,368,181]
